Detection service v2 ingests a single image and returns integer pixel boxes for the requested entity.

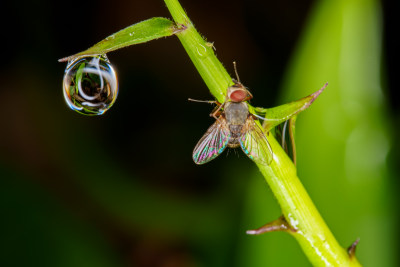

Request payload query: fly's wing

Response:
[193,118,231,164]
[240,116,273,165]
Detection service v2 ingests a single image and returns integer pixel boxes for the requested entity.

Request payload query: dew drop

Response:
[63,55,118,115]
[195,44,206,57]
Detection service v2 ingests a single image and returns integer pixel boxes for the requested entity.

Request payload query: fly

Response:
[191,62,273,165]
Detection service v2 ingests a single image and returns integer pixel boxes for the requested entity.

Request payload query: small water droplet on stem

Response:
[62,55,118,115]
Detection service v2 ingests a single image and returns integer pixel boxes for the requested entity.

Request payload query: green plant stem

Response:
[259,137,361,266]
[164,0,361,266]
[164,0,233,103]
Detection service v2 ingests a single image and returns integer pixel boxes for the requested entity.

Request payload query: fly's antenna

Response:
[233,61,241,84]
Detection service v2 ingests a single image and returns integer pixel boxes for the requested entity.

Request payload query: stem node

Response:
[173,23,188,34]
[246,215,296,235]
[347,238,360,259]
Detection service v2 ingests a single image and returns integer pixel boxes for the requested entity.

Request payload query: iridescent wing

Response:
[240,116,273,165]
[193,118,231,164]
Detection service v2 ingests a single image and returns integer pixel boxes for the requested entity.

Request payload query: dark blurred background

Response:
[0,0,398,266]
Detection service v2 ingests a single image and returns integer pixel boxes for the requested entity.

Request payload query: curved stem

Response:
[164,0,361,266]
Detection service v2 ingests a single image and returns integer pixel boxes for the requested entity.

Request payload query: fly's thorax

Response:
[224,102,249,125]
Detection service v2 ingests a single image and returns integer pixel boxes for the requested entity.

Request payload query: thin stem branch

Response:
[164,0,361,266]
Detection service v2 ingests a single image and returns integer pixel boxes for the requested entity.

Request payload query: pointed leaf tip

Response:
[257,82,328,132]
[246,229,260,235]
[347,238,360,259]
[246,215,296,235]
[308,82,328,105]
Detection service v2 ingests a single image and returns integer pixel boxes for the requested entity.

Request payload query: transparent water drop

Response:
[63,55,118,115]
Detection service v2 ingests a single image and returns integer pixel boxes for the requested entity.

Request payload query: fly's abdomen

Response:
[228,125,242,147]
[229,124,242,135]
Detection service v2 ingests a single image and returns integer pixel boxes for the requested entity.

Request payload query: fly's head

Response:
[227,81,253,103]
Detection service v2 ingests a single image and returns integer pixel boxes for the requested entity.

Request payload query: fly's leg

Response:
[187,98,224,120]
[210,93,229,120]
[188,98,217,104]
[210,102,223,119]
[188,98,220,119]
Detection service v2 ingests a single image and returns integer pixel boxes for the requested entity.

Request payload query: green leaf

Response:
[59,17,179,62]
[253,82,327,132]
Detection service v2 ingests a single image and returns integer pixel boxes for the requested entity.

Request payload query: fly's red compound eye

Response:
[230,89,247,102]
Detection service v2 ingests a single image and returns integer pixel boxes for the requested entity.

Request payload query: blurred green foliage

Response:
[0,168,120,267]
[239,0,396,266]
[0,0,397,266]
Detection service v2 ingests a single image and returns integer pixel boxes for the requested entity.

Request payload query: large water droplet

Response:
[63,55,118,115]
